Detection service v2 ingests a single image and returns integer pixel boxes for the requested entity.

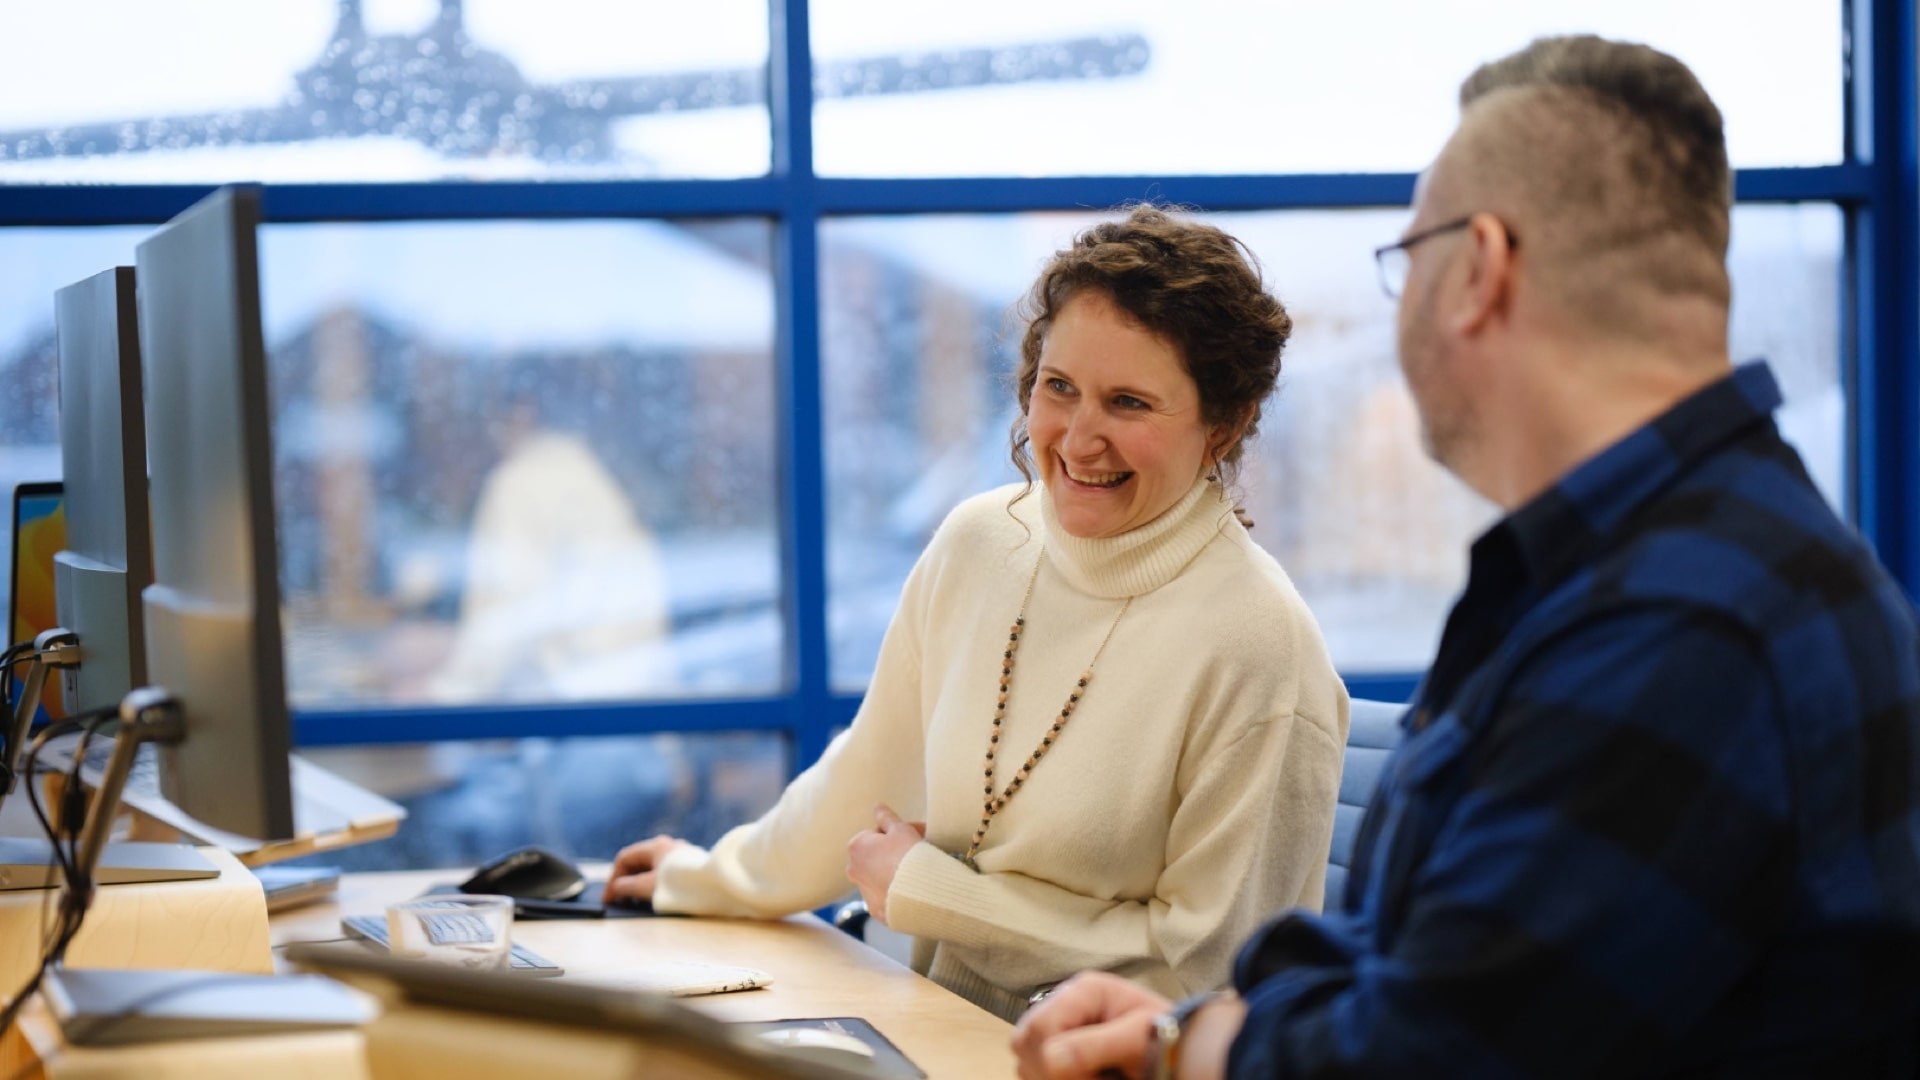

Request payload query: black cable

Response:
[0,642,38,782]
[0,719,85,1038]
[0,705,123,1037]
[49,707,117,967]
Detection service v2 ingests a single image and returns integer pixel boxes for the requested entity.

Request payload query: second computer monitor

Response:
[136,185,295,842]
[52,267,151,717]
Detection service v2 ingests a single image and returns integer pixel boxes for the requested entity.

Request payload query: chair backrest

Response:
[1325,698,1406,912]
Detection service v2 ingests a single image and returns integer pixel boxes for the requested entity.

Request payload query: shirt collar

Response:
[1413,361,1784,729]
[1493,360,1783,590]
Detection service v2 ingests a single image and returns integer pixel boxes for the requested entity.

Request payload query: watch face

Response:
[1149,989,1225,1080]
[1148,1009,1184,1080]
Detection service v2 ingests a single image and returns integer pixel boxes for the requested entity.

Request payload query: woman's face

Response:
[1028,290,1221,539]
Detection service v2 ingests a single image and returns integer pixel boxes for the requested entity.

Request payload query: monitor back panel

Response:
[53,266,151,714]
[135,185,294,841]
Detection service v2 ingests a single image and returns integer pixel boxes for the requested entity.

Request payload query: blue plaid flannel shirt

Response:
[1228,362,1920,1077]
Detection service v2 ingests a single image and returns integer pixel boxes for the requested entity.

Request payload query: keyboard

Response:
[420,911,495,946]
[340,914,562,976]
[79,742,160,794]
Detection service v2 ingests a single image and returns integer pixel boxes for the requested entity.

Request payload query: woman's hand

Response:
[845,804,925,925]
[602,834,690,905]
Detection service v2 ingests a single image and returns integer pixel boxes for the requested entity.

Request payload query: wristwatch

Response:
[1145,989,1224,1080]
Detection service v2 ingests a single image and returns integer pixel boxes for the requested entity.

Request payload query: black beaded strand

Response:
[961,558,1130,870]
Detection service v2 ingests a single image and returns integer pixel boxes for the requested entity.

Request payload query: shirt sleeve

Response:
[650,541,938,918]
[1228,606,1795,1079]
[885,709,1344,998]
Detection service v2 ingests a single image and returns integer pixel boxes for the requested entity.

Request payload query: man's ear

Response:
[1451,212,1517,337]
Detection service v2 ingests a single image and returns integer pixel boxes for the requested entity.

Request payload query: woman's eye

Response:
[1045,377,1072,394]
[1114,395,1148,410]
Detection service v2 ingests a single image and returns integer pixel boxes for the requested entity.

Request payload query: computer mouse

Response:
[459,846,587,901]
[754,1027,878,1068]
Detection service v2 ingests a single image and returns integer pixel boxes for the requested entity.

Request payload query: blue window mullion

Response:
[0,169,1871,230]
[1855,0,1920,596]
[772,0,834,774]
[295,697,799,746]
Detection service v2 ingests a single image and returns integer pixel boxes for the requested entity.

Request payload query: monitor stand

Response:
[0,838,216,890]
[31,687,362,1047]
[42,966,371,1047]
[0,630,217,891]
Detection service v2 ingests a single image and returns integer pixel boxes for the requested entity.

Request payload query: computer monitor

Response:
[52,267,152,717]
[7,480,65,725]
[0,275,223,891]
[135,185,295,842]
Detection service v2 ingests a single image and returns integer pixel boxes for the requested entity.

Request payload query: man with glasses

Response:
[1013,33,1920,1079]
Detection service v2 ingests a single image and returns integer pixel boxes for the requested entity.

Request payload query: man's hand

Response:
[844,804,925,925]
[1013,973,1246,1080]
[602,834,689,905]
[1011,971,1169,1079]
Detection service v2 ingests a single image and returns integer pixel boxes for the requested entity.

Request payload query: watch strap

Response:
[1146,989,1224,1080]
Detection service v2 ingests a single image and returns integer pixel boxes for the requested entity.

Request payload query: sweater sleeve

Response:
[650,540,939,918]
[884,709,1344,997]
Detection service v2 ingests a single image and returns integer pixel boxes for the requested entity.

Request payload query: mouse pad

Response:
[737,1017,924,1079]
[424,881,660,920]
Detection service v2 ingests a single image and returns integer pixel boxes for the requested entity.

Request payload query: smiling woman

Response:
[602,205,1350,1022]
[1012,207,1292,539]
[1028,293,1216,539]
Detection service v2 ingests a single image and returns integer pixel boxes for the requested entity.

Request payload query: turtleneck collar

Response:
[1029,474,1236,599]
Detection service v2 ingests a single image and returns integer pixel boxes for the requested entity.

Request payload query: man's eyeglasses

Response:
[1372,216,1516,299]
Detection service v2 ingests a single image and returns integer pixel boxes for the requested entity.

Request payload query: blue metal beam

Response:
[1342,674,1420,705]
[0,167,1873,228]
[0,180,788,225]
[1856,0,1920,594]
[771,0,835,774]
[292,694,862,746]
[1731,163,1874,201]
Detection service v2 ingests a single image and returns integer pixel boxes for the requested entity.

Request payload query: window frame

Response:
[2,0,1912,769]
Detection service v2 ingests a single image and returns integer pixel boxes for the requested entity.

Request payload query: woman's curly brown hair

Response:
[1009,205,1293,526]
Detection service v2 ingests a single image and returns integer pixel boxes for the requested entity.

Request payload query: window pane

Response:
[261,219,782,706]
[0,219,783,707]
[0,1,769,183]
[820,205,1843,681]
[811,0,1841,177]
[0,226,148,645]
[288,732,785,871]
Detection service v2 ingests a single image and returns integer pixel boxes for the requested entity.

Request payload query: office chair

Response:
[1325,698,1406,912]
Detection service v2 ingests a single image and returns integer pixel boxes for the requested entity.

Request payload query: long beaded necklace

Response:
[959,556,1131,871]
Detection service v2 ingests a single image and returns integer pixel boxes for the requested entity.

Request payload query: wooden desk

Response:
[7,869,1015,1078]
[275,870,1016,1079]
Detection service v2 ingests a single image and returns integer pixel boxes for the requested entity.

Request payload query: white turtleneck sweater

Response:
[653,477,1349,1020]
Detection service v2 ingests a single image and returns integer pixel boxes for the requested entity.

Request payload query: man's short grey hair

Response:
[1455,35,1733,317]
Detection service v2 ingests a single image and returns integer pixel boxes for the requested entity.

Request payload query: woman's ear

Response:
[1208,407,1254,467]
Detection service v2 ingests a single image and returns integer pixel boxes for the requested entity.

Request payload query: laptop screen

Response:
[9,480,66,724]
